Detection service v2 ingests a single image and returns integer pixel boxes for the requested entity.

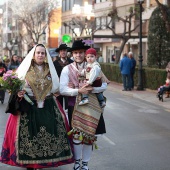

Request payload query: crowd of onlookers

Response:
[0,54,24,74]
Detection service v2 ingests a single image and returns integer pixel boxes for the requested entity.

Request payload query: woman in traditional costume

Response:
[0,44,74,170]
[60,40,107,170]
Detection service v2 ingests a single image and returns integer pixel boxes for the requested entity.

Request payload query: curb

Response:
[107,82,170,111]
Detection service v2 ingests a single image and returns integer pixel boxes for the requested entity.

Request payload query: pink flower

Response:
[11,76,17,79]
[6,70,13,74]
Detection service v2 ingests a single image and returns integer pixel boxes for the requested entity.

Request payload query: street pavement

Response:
[108,82,170,111]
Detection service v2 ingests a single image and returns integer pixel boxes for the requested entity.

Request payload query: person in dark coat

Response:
[53,44,73,110]
[119,53,132,91]
[8,54,20,70]
[128,52,136,89]
[0,57,7,76]
[0,57,7,103]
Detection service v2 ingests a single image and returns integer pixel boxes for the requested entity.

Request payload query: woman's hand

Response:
[78,85,93,94]
[53,92,60,97]
[17,90,25,98]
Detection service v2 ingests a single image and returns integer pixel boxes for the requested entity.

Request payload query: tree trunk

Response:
[115,39,127,64]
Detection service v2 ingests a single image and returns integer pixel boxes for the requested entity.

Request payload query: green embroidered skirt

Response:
[0,97,74,168]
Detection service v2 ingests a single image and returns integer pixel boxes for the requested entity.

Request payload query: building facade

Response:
[60,0,168,65]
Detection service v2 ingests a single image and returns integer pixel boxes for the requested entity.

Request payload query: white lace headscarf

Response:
[16,44,59,93]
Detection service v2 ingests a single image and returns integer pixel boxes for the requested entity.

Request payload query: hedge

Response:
[100,63,167,90]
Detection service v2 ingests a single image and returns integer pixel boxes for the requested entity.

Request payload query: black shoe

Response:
[82,161,89,170]
[73,159,81,170]
[158,94,163,101]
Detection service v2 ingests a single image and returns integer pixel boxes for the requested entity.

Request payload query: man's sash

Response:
[72,93,102,136]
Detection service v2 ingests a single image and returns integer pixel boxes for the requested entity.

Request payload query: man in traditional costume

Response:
[0,44,74,170]
[53,43,73,110]
[60,40,107,170]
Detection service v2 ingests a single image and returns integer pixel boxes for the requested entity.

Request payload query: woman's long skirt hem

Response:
[0,97,74,168]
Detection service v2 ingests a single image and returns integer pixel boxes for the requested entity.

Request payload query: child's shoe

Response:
[79,98,89,105]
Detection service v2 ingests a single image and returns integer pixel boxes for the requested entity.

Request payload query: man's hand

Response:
[78,85,93,94]
[68,82,75,88]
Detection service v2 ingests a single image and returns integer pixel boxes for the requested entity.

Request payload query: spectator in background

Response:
[18,56,23,64]
[98,55,103,63]
[53,44,73,111]
[128,52,136,89]
[67,52,73,61]
[0,57,7,76]
[111,54,116,63]
[8,54,20,70]
[50,50,59,61]
[4,59,10,71]
[165,62,170,98]
[0,57,7,103]
[119,53,132,91]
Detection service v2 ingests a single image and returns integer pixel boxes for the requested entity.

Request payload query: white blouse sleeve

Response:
[88,64,101,85]
[59,66,78,96]
[92,82,107,93]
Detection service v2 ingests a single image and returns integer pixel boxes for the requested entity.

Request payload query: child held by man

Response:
[78,48,107,108]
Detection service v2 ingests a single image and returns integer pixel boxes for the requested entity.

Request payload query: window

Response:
[96,17,101,29]
[62,0,66,12]
[101,17,107,29]
[66,0,70,11]
[70,0,74,9]
[96,0,100,3]
[96,0,107,3]
[107,16,114,29]
[96,16,113,30]
[75,0,83,6]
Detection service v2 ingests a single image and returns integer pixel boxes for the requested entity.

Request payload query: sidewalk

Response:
[107,82,170,111]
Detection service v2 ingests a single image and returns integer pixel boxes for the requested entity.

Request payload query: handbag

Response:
[5,93,20,115]
[5,92,32,115]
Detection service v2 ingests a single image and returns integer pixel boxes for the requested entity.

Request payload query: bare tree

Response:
[155,0,170,32]
[8,0,59,45]
[64,16,96,39]
[107,6,140,63]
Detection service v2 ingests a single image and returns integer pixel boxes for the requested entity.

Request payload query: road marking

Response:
[102,135,116,145]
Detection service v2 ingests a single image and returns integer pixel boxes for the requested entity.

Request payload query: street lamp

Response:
[137,0,144,90]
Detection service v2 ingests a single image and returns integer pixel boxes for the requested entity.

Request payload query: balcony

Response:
[94,1,115,17]
[116,0,136,7]
[62,10,74,22]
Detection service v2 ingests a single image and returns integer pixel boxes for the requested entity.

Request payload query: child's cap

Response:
[85,48,96,56]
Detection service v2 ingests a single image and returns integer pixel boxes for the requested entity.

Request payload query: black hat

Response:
[68,40,90,52]
[55,44,70,52]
